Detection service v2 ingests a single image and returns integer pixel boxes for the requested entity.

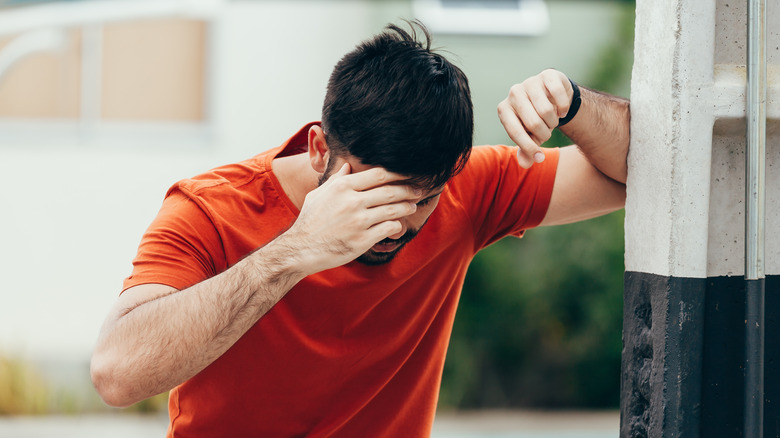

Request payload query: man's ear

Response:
[308,125,330,173]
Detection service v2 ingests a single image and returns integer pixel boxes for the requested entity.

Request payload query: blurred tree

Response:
[440,0,635,409]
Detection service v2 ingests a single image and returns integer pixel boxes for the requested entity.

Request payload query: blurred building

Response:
[0,0,628,366]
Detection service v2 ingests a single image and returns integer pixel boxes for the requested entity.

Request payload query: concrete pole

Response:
[622,0,779,436]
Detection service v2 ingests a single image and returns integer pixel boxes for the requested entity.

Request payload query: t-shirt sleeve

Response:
[454,145,559,250]
[122,187,225,293]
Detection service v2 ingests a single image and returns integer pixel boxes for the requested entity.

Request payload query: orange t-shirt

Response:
[124,123,559,437]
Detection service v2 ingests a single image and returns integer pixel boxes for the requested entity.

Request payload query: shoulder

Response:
[442,144,560,246]
[449,145,560,191]
[161,149,290,228]
[172,154,270,198]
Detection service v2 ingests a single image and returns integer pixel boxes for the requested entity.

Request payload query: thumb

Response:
[323,162,351,184]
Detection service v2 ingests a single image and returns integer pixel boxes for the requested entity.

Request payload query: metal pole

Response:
[745,0,766,436]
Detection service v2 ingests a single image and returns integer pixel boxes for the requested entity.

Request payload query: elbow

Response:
[90,352,140,408]
[611,182,627,211]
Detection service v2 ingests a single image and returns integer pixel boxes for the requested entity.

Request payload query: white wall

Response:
[213,0,411,161]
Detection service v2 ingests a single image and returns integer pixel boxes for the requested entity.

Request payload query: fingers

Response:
[345,201,416,247]
[497,96,542,168]
[365,200,417,226]
[322,165,421,207]
[498,69,574,168]
[360,184,421,210]
[365,219,404,245]
[315,165,421,224]
[544,72,573,119]
[345,167,411,192]
[525,82,559,132]
[291,162,426,272]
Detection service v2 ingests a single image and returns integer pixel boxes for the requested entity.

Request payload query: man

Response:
[91,21,628,437]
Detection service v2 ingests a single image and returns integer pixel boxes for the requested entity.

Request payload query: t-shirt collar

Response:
[274,121,321,159]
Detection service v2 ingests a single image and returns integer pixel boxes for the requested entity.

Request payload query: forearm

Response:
[559,86,630,184]
[91,237,306,407]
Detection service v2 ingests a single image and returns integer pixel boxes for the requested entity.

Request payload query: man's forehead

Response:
[389,176,446,195]
[346,157,447,194]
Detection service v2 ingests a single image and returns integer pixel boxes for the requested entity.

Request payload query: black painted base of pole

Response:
[621,272,778,438]
[745,278,765,438]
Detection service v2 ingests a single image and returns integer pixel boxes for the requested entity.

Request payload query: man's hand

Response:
[282,163,420,274]
[497,69,574,168]
[499,69,630,227]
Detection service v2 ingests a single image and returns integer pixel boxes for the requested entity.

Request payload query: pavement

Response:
[431,410,618,437]
[0,410,619,438]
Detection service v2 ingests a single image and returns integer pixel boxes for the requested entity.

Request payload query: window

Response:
[0,0,220,147]
[412,0,549,36]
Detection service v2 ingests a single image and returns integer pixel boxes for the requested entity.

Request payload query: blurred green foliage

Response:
[127,392,169,414]
[0,352,168,415]
[0,355,49,415]
[440,1,635,409]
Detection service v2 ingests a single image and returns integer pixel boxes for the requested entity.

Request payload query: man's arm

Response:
[91,248,305,408]
[497,69,630,226]
[91,164,420,407]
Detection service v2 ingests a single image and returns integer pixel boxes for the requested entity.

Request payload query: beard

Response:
[317,157,422,266]
[317,156,339,186]
[355,228,420,265]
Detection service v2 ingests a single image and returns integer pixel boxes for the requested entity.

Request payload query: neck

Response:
[271,153,319,210]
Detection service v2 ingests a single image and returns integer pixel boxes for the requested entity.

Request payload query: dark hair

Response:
[321,20,473,190]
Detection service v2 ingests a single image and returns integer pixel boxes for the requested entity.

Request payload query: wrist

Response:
[246,235,310,286]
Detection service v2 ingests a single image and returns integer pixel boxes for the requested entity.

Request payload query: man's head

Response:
[310,21,472,265]
[321,20,473,191]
